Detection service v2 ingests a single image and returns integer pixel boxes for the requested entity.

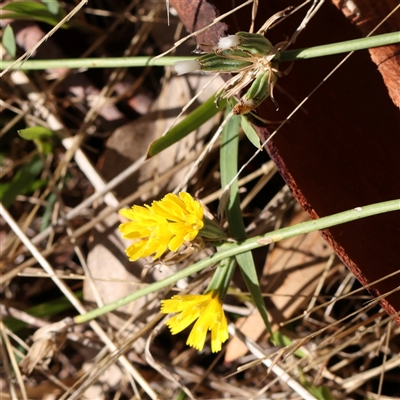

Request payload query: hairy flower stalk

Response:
[119,192,225,261]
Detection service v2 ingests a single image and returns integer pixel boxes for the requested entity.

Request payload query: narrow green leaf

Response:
[0,156,44,208]
[41,192,57,231]
[0,2,65,27]
[271,331,306,357]
[241,115,261,149]
[41,0,60,15]
[299,369,334,400]
[2,2,51,13]
[147,95,226,157]
[3,25,16,57]
[220,106,273,337]
[175,390,188,400]
[4,291,83,333]
[36,140,54,156]
[18,126,53,140]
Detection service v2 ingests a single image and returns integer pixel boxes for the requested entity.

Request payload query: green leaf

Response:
[0,156,44,208]
[37,140,54,156]
[299,369,334,400]
[147,95,226,157]
[0,1,66,27]
[41,0,60,15]
[3,291,83,333]
[271,330,307,358]
[2,25,16,57]
[18,126,55,156]
[220,106,273,337]
[241,115,261,149]
[40,192,57,231]
[18,126,53,140]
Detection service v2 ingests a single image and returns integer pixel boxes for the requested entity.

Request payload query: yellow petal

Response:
[210,307,229,352]
[119,192,204,261]
[166,309,201,334]
[161,294,209,313]
[161,291,229,352]
[186,315,209,351]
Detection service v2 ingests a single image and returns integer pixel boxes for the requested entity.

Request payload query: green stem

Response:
[2,32,399,71]
[0,56,184,71]
[73,199,400,324]
[280,31,400,62]
[206,255,236,300]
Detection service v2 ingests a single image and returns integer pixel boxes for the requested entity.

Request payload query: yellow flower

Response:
[161,290,229,353]
[119,192,204,261]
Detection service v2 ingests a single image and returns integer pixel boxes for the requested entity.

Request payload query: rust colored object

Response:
[170,0,227,46]
[332,0,400,108]
[171,0,400,322]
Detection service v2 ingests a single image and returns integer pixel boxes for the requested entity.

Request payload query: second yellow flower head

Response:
[161,290,229,353]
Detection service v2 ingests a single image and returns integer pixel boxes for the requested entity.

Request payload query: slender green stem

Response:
[206,255,236,299]
[74,199,400,324]
[2,32,399,71]
[0,56,184,70]
[280,31,400,62]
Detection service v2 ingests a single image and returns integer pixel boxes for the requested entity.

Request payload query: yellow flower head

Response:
[161,290,229,353]
[119,192,204,261]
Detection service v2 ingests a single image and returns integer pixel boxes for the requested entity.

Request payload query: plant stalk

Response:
[1,32,399,71]
[73,199,400,324]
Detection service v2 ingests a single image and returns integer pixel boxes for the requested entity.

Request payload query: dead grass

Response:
[1,1,400,399]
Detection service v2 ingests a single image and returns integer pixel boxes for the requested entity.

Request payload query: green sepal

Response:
[233,65,278,114]
[198,52,253,73]
[199,217,227,240]
[235,31,274,56]
[245,68,273,101]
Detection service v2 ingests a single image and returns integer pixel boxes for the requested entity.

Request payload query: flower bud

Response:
[233,64,278,114]
[235,32,275,56]
[197,51,253,73]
